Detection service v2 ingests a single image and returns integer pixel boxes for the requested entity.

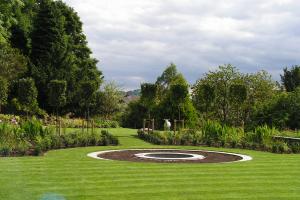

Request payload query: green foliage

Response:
[158,83,198,128]
[60,130,118,148]
[0,44,27,82]
[156,63,178,88]
[100,130,119,146]
[193,64,241,124]
[48,80,67,110]
[271,141,290,153]
[17,78,39,114]
[0,119,119,156]
[0,114,20,122]
[138,130,174,145]
[156,63,187,100]
[0,0,103,115]
[44,117,119,128]
[94,119,119,128]
[141,83,157,104]
[252,125,278,145]
[0,0,24,43]
[0,77,8,112]
[229,84,247,104]
[30,0,73,111]
[138,122,296,154]
[123,64,198,129]
[141,83,158,117]
[251,88,300,130]
[281,66,300,92]
[192,83,215,113]
[201,120,244,147]
[193,65,276,126]
[201,120,223,145]
[20,117,44,140]
[169,84,188,103]
[121,100,147,128]
[77,81,99,120]
[95,81,124,119]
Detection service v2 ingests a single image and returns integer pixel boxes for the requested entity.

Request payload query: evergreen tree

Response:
[30,0,102,114]
[30,0,69,110]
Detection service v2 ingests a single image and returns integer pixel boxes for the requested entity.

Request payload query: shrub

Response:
[290,142,300,153]
[0,145,12,156]
[201,120,244,147]
[253,125,278,145]
[201,120,223,146]
[21,117,44,140]
[101,130,119,145]
[272,141,290,153]
[224,126,244,148]
[138,130,167,145]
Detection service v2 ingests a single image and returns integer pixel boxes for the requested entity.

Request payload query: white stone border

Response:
[87,149,252,163]
[134,152,205,160]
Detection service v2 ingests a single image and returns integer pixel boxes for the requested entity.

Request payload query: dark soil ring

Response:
[87,149,252,164]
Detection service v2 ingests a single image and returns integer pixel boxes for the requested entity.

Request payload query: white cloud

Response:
[64,0,300,90]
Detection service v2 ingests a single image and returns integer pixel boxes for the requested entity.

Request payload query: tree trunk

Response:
[56,107,59,135]
[87,107,90,133]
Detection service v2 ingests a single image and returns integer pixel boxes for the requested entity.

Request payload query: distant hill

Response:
[123,89,141,103]
[125,89,141,97]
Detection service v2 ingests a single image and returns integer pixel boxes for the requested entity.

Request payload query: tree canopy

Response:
[0,0,103,117]
[281,66,300,92]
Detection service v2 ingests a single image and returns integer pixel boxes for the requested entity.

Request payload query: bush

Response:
[290,142,300,153]
[0,145,12,156]
[100,130,119,145]
[272,141,290,153]
[138,130,167,145]
[21,117,44,140]
[224,126,244,148]
[202,120,223,146]
[253,125,278,145]
[201,120,244,147]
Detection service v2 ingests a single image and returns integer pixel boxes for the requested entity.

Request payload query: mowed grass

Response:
[0,128,300,200]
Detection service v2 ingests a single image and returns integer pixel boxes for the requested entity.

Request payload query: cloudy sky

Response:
[64,0,300,90]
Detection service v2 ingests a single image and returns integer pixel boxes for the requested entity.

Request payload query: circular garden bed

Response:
[87,149,252,164]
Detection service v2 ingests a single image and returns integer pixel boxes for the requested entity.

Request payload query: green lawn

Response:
[0,128,300,200]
